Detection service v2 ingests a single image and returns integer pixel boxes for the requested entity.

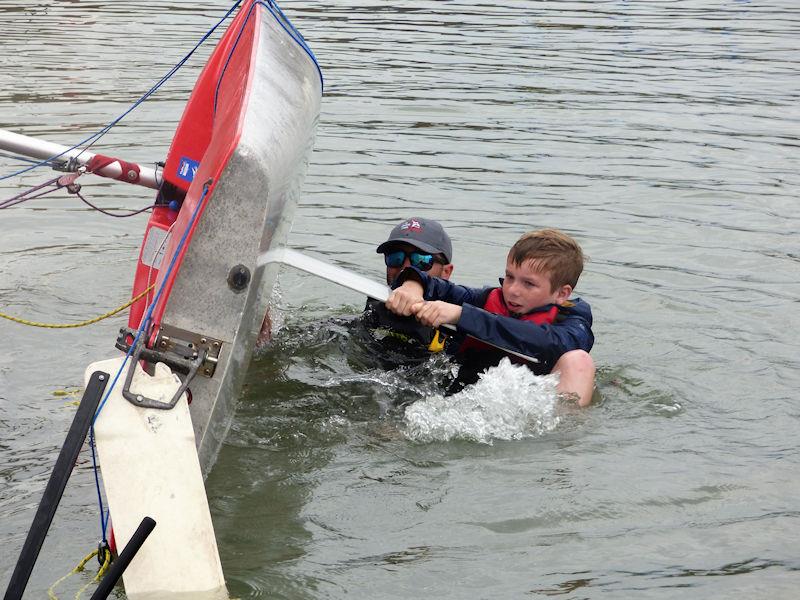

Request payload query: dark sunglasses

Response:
[384,250,445,271]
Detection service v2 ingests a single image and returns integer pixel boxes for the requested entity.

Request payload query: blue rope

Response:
[88,181,212,542]
[88,427,109,541]
[0,1,243,183]
[213,0,323,115]
[262,0,324,89]
[0,151,58,166]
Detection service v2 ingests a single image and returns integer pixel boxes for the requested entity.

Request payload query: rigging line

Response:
[213,0,322,115]
[0,188,58,209]
[1,182,155,216]
[0,176,62,209]
[75,0,242,160]
[0,150,59,166]
[0,0,243,183]
[88,426,109,543]
[212,0,258,115]
[0,285,155,329]
[212,0,322,115]
[74,190,156,218]
[263,0,323,88]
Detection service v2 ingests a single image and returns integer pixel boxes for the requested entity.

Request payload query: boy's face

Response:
[502,258,572,314]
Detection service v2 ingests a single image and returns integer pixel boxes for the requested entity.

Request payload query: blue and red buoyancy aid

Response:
[458,288,558,355]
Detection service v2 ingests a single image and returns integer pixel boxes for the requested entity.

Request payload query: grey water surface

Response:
[1,1,799,598]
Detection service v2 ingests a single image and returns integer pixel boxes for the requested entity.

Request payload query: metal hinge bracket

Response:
[115,324,223,410]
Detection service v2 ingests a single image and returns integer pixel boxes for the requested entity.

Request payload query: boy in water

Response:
[385,229,595,405]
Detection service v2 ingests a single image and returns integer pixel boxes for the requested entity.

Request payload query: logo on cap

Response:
[400,219,422,232]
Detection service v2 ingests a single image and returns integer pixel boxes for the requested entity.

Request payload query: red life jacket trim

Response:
[459,288,558,354]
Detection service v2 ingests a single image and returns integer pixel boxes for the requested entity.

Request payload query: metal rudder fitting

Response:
[115,323,223,410]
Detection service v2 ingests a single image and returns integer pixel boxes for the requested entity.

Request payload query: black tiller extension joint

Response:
[89,516,156,600]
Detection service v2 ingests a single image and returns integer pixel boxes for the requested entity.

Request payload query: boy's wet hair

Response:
[508,229,585,290]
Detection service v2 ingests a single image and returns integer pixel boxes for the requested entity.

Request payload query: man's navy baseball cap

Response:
[376,218,452,263]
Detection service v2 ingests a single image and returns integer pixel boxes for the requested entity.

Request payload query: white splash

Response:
[403,358,561,444]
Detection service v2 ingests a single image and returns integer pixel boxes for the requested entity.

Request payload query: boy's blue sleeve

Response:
[394,267,492,306]
[457,300,594,371]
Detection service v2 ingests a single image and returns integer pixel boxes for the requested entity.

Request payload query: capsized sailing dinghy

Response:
[2,1,322,598]
[95,1,322,597]
[93,0,322,594]
[118,0,322,476]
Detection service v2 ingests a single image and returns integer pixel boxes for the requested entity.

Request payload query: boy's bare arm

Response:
[386,280,425,316]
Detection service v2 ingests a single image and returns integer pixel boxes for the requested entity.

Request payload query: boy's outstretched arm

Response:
[393,266,492,307]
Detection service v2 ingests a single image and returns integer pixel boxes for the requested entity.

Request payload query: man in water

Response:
[258,217,454,351]
[363,217,455,357]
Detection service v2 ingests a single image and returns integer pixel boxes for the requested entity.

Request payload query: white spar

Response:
[258,247,539,363]
[0,128,161,190]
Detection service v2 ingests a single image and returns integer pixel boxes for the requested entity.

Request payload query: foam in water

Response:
[402,358,561,444]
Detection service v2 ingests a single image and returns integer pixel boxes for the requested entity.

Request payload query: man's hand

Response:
[385,280,424,316]
[413,301,462,328]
